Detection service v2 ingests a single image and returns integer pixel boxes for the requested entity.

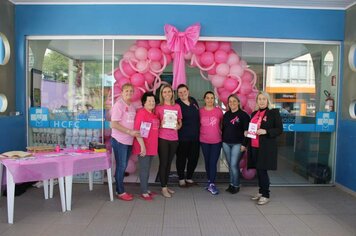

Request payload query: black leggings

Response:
[158,138,179,187]
[176,140,200,180]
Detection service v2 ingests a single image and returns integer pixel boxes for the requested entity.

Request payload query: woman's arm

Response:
[111,121,140,137]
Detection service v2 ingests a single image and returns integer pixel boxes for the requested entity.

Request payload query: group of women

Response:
[111,82,282,205]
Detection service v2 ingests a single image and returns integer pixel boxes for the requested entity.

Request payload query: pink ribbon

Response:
[164,23,201,89]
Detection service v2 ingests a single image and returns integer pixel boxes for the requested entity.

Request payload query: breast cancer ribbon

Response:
[164,23,201,89]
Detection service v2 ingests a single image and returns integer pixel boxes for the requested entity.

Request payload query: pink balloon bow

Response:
[164,23,201,89]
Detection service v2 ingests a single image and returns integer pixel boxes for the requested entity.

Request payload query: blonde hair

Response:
[255,91,272,110]
[159,84,175,105]
[121,83,133,91]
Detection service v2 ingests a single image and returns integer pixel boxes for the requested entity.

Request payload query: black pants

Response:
[176,140,200,180]
[158,138,179,187]
[251,147,270,198]
[257,169,270,198]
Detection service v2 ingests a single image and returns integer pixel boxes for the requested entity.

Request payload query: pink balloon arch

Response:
[105,39,258,175]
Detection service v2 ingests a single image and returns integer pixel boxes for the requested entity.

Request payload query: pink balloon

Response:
[136,60,149,73]
[227,53,240,65]
[248,91,257,99]
[130,73,145,87]
[150,61,162,71]
[129,45,137,52]
[131,88,143,102]
[122,61,136,76]
[207,64,217,75]
[205,41,220,52]
[126,159,136,174]
[241,70,253,82]
[238,94,247,107]
[148,40,161,48]
[214,50,228,64]
[200,51,215,66]
[217,87,226,94]
[160,41,171,54]
[229,64,244,77]
[184,52,193,60]
[135,47,148,61]
[216,63,230,77]
[114,69,125,81]
[242,167,256,180]
[219,42,232,52]
[113,83,122,97]
[117,77,131,90]
[148,48,162,61]
[224,77,239,92]
[211,75,226,88]
[239,81,253,95]
[130,154,139,163]
[244,106,253,115]
[246,99,256,111]
[136,40,149,49]
[218,90,230,104]
[239,155,247,168]
[162,54,172,65]
[144,72,155,85]
[191,42,206,55]
[123,51,136,61]
[240,60,247,68]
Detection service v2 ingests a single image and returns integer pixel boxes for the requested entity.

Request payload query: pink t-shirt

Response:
[132,108,160,155]
[155,104,182,141]
[199,107,223,144]
[111,98,137,145]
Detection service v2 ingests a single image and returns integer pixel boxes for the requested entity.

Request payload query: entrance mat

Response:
[155,171,257,186]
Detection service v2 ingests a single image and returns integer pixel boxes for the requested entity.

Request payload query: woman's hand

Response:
[128,130,140,138]
[256,129,267,135]
[240,145,246,152]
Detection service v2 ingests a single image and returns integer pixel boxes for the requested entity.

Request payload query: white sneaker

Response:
[257,197,270,205]
[251,193,262,201]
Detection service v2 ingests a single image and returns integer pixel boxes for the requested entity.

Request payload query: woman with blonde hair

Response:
[155,84,182,198]
[246,91,283,205]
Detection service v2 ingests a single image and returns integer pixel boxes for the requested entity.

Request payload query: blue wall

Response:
[336,120,356,190]
[8,5,352,191]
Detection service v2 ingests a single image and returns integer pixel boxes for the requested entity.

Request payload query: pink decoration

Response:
[238,93,247,107]
[219,42,232,52]
[136,40,149,49]
[227,53,240,65]
[148,47,162,61]
[216,63,230,77]
[239,81,253,95]
[242,167,256,180]
[160,41,171,54]
[135,60,149,73]
[130,73,145,87]
[211,75,226,88]
[229,64,244,77]
[164,23,201,89]
[148,40,162,48]
[224,77,239,92]
[120,61,136,77]
[200,51,215,66]
[218,90,230,104]
[191,42,205,55]
[144,72,155,85]
[117,78,131,90]
[239,154,247,168]
[135,47,148,61]
[123,51,136,61]
[214,50,228,64]
[114,68,125,81]
[126,159,137,174]
[205,41,220,52]
[130,154,139,163]
[131,88,143,102]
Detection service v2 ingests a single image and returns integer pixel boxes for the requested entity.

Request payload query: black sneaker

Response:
[225,185,233,193]
[230,186,240,194]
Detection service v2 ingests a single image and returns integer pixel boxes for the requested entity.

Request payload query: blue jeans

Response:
[111,138,132,194]
[201,142,222,184]
[222,143,242,187]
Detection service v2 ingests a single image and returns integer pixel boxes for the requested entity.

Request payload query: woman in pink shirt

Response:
[132,92,159,201]
[199,91,223,195]
[111,83,140,201]
[155,84,182,198]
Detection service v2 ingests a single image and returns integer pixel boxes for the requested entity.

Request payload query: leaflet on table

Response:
[247,122,258,139]
[140,121,152,138]
[162,109,178,129]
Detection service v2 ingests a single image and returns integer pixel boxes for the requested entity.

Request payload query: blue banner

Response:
[29,107,50,128]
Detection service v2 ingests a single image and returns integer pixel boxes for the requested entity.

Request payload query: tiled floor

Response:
[0,183,355,236]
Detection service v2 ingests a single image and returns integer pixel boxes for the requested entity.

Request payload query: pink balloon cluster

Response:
[189,41,258,114]
[239,152,256,180]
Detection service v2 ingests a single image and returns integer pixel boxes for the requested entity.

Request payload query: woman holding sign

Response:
[246,91,283,205]
[155,84,182,198]
[132,92,159,201]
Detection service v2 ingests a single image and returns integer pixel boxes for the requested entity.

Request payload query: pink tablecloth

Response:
[0,150,111,183]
